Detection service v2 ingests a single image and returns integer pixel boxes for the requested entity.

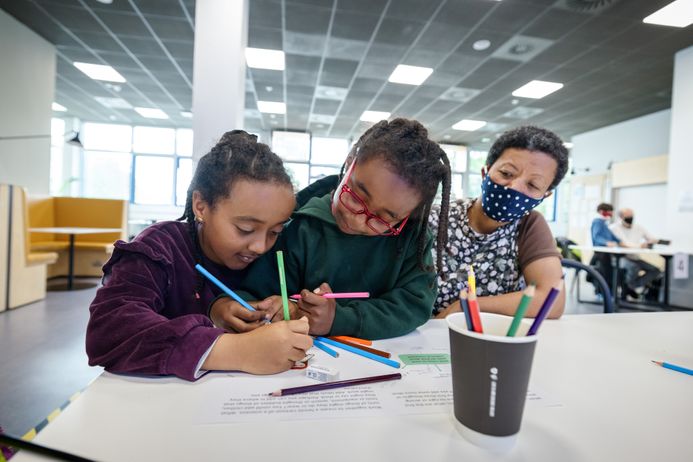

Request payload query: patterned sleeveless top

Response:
[430,198,524,313]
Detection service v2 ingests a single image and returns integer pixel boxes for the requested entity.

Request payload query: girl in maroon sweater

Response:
[86,131,312,381]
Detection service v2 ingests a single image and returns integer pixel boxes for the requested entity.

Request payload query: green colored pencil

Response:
[506,284,536,337]
[276,251,290,321]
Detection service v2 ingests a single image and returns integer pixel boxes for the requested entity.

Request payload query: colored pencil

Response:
[270,372,402,396]
[316,336,400,368]
[467,291,483,334]
[195,264,256,312]
[325,337,391,358]
[331,335,372,346]
[467,264,477,296]
[459,289,473,331]
[652,360,693,376]
[276,251,290,321]
[313,339,339,358]
[527,280,563,336]
[289,292,370,299]
[506,284,536,337]
[0,433,94,462]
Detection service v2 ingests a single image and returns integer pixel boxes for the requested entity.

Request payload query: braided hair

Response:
[178,130,293,302]
[345,118,451,276]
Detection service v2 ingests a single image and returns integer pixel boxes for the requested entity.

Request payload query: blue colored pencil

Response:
[313,339,339,358]
[526,280,563,336]
[652,360,693,376]
[316,336,400,368]
[195,264,256,312]
[459,289,473,331]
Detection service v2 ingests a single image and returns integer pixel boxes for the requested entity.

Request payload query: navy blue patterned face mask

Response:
[480,175,544,222]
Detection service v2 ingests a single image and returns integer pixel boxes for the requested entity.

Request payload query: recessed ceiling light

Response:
[443,135,451,140]
[472,39,491,51]
[482,137,491,143]
[360,110,391,122]
[257,101,286,114]
[452,119,487,131]
[643,0,693,27]
[180,111,193,118]
[388,64,433,86]
[245,48,285,71]
[134,107,169,119]
[73,62,126,82]
[564,142,574,149]
[52,102,67,112]
[94,96,132,109]
[512,80,563,99]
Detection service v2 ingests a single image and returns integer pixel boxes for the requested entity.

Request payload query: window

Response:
[64,122,195,207]
[176,158,193,206]
[133,126,175,155]
[468,150,486,174]
[311,137,348,166]
[134,156,175,204]
[82,123,132,152]
[272,131,310,161]
[82,151,132,200]
[284,162,310,192]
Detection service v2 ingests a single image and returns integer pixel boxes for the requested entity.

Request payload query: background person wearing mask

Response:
[609,208,662,299]
[589,202,621,294]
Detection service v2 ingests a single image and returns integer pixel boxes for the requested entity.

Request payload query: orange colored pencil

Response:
[327,337,391,358]
[467,291,483,333]
[330,335,372,346]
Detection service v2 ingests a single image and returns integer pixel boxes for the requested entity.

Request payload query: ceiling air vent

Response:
[556,0,620,13]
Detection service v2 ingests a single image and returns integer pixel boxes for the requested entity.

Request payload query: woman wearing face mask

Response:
[430,126,569,319]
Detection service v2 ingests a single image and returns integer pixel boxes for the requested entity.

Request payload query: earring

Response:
[194,216,204,224]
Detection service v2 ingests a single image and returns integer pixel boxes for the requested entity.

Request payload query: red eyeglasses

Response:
[337,161,410,236]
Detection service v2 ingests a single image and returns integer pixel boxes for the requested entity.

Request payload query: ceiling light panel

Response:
[134,107,169,119]
[73,62,126,82]
[360,110,391,122]
[452,119,487,131]
[643,0,693,28]
[52,102,67,112]
[257,101,286,114]
[388,64,433,86]
[512,80,564,99]
[245,48,286,70]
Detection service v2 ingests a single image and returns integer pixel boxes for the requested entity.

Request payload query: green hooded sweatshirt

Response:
[238,193,436,339]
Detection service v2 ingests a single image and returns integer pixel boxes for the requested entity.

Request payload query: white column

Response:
[665,45,693,250]
[191,0,248,165]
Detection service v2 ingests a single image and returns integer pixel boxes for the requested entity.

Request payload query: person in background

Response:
[589,202,621,294]
[609,207,662,299]
[431,125,568,320]
[86,131,312,381]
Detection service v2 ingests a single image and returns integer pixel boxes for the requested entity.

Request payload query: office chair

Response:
[561,258,614,313]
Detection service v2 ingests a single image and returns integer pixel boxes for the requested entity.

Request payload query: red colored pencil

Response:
[467,291,483,333]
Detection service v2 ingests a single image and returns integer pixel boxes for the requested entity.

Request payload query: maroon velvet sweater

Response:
[86,221,246,381]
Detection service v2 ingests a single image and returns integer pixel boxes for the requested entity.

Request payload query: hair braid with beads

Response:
[178,130,292,302]
[346,118,451,276]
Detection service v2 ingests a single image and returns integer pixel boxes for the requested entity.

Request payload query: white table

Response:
[12,312,693,462]
[569,245,691,309]
[29,227,122,290]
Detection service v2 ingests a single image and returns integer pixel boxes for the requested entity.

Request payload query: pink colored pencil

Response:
[289,292,370,299]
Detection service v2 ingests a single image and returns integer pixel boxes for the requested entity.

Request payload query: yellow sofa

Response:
[1,184,58,310]
[28,195,128,278]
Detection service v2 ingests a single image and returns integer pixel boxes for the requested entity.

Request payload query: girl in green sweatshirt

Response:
[212,118,452,340]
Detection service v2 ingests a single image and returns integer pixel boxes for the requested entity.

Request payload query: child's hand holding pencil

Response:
[295,282,337,336]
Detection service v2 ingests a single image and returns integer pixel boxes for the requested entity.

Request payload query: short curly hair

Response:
[485,126,569,190]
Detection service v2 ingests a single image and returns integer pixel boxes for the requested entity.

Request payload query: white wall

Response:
[0,9,55,194]
[665,46,693,251]
[570,109,671,175]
